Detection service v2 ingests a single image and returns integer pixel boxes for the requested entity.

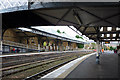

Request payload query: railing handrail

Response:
[2,40,38,50]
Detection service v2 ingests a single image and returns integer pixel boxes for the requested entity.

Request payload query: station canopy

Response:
[1,2,120,42]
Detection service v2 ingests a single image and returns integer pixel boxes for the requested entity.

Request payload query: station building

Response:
[2,28,86,53]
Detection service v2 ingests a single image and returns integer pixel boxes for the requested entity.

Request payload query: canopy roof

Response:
[31,2,120,42]
[2,2,120,42]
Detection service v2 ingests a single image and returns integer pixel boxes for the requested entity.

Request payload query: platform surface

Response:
[0,49,92,57]
[40,52,96,80]
[64,51,119,79]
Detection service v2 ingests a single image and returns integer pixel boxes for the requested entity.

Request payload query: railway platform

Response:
[40,51,119,80]
[0,49,92,57]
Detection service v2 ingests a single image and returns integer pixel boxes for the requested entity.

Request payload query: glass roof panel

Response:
[0,0,28,13]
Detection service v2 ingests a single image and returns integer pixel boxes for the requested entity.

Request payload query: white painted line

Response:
[0,50,93,57]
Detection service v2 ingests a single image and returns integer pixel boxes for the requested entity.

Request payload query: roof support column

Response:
[55,40,59,51]
[68,41,71,50]
[100,42,102,53]
[102,42,104,50]
[60,40,63,51]
[38,36,41,52]
[0,14,2,78]
[46,38,49,52]
[26,38,29,52]
[0,30,2,55]
[96,40,100,64]
[0,14,2,54]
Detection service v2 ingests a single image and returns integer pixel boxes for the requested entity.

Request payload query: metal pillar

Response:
[45,37,49,51]
[60,41,63,51]
[38,37,41,52]
[0,14,2,54]
[99,42,102,53]
[56,40,59,51]
[0,14,2,79]
[26,39,29,52]
[0,34,2,55]
[96,40,100,64]
[57,40,60,51]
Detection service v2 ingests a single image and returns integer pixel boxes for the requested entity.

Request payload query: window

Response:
[101,34,104,37]
[107,27,112,31]
[116,27,120,30]
[117,39,120,40]
[107,34,110,37]
[113,34,116,37]
[112,39,115,40]
[100,27,103,31]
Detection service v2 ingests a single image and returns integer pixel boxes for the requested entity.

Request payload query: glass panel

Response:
[113,34,116,37]
[116,27,120,30]
[107,34,110,37]
[107,27,112,31]
[101,34,104,37]
[0,0,28,13]
[100,27,103,31]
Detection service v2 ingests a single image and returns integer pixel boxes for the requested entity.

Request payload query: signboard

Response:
[105,41,110,44]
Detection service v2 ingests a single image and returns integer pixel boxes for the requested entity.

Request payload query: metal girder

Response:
[96,27,100,40]
[88,36,120,42]
[93,27,97,32]
[100,37,120,39]
[67,26,82,36]
[80,26,120,28]
[36,11,80,26]
[116,33,119,40]
[17,29,31,39]
[101,40,120,41]
[73,9,84,31]
[76,6,118,27]
[31,2,119,10]
[82,27,88,34]
[86,13,120,26]
[84,31,120,35]
[73,9,83,25]
[56,8,72,25]
[28,2,34,9]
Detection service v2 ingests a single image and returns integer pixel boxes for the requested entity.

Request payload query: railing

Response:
[28,45,38,50]
[2,40,38,50]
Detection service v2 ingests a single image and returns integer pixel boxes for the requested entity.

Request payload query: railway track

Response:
[2,55,73,77]
[1,55,64,71]
[2,53,65,68]
[24,57,77,80]
[1,51,93,79]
